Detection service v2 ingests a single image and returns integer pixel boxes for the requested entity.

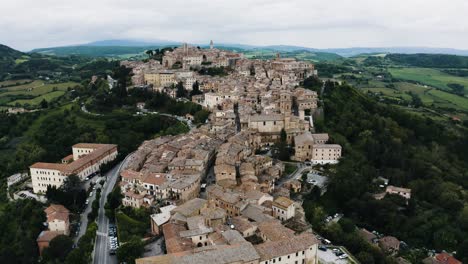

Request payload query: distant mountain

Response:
[254,45,468,57]
[325,47,468,57]
[32,45,168,57]
[30,39,468,58]
[84,39,181,47]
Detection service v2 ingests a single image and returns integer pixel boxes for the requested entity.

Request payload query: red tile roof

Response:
[44,204,70,222]
[435,253,462,264]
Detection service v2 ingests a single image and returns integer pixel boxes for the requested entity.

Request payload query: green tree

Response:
[116,238,145,264]
[41,235,74,263]
[176,81,187,98]
[190,81,202,97]
[40,99,48,109]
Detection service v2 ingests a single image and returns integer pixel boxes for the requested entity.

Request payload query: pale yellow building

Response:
[30,143,118,193]
[272,196,295,221]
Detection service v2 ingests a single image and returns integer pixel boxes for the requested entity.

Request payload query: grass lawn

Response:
[389,67,468,93]
[284,163,297,176]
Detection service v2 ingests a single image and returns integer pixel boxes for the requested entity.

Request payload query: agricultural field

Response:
[389,67,468,93]
[0,79,32,87]
[0,80,77,107]
[361,81,468,112]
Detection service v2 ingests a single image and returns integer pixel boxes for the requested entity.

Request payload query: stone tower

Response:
[210,40,214,49]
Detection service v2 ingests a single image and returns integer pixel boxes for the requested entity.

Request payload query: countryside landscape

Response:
[1,1,468,264]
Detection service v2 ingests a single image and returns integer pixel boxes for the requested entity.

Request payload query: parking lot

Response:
[306,172,328,188]
[318,246,351,264]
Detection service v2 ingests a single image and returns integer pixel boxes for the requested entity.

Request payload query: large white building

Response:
[30,143,118,193]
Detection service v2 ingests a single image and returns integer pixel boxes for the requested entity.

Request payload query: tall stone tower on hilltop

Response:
[210,40,214,49]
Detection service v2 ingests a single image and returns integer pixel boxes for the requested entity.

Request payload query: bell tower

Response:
[210,40,214,49]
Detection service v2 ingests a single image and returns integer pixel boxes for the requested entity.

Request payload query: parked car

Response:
[85,199,89,205]
[318,245,327,251]
[339,254,348,259]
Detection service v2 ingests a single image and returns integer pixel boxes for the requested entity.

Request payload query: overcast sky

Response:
[2,0,468,51]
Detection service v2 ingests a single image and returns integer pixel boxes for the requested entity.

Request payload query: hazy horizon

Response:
[2,0,468,51]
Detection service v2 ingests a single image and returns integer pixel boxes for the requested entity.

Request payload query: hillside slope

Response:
[0,44,24,74]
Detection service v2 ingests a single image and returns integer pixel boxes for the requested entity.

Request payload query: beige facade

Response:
[144,72,176,88]
[294,132,341,164]
[30,144,118,193]
[248,115,285,134]
[214,164,237,187]
[255,233,318,264]
[272,196,295,221]
[311,144,342,164]
[45,204,70,235]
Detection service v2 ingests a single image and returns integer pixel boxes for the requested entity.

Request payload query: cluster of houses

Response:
[117,43,341,264]
[120,122,321,264]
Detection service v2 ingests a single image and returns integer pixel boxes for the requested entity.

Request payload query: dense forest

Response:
[386,53,468,68]
[308,82,468,262]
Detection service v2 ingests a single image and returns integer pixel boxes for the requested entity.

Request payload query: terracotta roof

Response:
[379,236,400,251]
[30,143,117,175]
[30,162,67,171]
[45,204,69,223]
[435,253,462,264]
[121,169,140,180]
[231,216,256,233]
[142,173,167,185]
[258,220,295,241]
[36,230,61,242]
[272,196,294,209]
[72,143,104,149]
[255,232,319,261]
[163,223,192,253]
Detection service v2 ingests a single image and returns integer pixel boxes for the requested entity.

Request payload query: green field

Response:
[8,91,66,106]
[362,82,468,112]
[0,81,77,107]
[389,67,468,93]
[0,79,32,87]
[0,80,44,91]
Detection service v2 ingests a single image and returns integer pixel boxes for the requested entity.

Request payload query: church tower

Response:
[210,40,214,49]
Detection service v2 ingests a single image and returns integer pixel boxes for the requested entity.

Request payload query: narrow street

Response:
[93,154,133,264]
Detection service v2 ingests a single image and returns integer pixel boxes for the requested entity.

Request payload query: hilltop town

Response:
[114,41,342,263]
[5,41,464,264]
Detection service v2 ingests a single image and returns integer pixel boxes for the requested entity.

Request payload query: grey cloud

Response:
[1,0,467,51]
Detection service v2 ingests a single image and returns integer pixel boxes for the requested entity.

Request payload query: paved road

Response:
[74,176,105,242]
[93,154,133,264]
[276,162,309,187]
